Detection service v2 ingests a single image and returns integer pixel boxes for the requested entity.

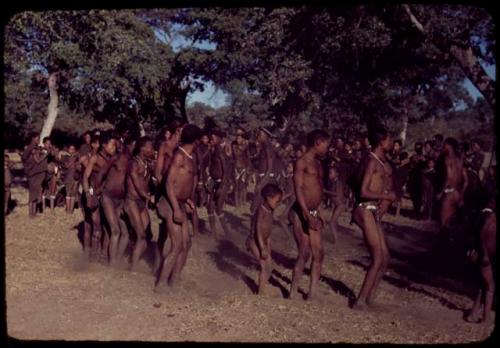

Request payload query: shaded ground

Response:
[5,184,495,343]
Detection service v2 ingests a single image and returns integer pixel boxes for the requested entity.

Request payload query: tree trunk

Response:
[403,4,496,108]
[178,84,190,124]
[138,121,146,137]
[400,109,408,146]
[39,72,59,144]
[448,44,495,108]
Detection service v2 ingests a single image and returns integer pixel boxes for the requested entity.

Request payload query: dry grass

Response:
[5,187,494,343]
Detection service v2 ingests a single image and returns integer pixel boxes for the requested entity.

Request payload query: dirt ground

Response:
[4,185,495,343]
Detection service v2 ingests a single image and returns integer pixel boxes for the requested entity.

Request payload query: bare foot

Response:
[351,299,369,311]
[154,283,169,294]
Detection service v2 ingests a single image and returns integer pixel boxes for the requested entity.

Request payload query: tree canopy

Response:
[3,5,495,147]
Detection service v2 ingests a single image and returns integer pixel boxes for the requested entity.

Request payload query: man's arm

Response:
[154,143,166,183]
[294,159,311,219]
[82,155,97,193]
[130,161,150,201]
[265,145,273,176]
[166,152,183,215]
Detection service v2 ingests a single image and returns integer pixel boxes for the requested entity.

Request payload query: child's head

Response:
[286,162,294,173]
[4,154,10,164]
[68,144,77,155]
[328,165,339,180]
[261,183,283,210]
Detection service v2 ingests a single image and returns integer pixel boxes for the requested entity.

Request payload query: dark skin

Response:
[352,136,397,310]
[195,135,210,207]
[24,135,49,217]
[232,134,250,208]
[246,193,283,295]
[83,140,117,259]
[101,141,131,266]
[323,167,346,244]
[466,198,496,324]
[61,145,79,214]
[250,131,274,235]
[154,128,181,186]
[124,141,155,272]
[78,141,99,253]
[288,137,330,301]
[153,129,180,274]
[207,134,230,236]
[437,144,468,229]
[155,142,198,291]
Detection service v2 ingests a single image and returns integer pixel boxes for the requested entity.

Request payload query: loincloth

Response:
[288,201,321,233]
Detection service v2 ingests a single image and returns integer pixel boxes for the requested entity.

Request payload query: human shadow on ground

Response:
[347,219,478,300]
[271,249,356,302]
[347,259,469,312]
[207,239,290,297]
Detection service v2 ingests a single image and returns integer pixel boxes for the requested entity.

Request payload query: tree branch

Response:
[402,4,425,33]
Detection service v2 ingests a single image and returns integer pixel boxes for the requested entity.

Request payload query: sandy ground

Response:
[4,185,495,343]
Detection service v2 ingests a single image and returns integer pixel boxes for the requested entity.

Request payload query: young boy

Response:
[246,183,283,295]
[288,129,331,301]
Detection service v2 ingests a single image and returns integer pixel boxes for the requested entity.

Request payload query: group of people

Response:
[6,118,496,323]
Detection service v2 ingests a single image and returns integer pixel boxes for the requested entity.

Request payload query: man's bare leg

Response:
[366,222,390,306]
[307,227,324,300]
[155,220,182,292]
[126,203,147,271]
[329,202,345,244]
[101,195,121,265]
[352,208,384,310]
[289,213,311,300]
[169,218,191,286]
[90,209,102,260]
[117,218,130,263]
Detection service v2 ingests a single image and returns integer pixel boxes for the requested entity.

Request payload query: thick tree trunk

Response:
[39,72,59,144]
[400,109,408,146]
[403,4,495,108]
[178,85,190,124]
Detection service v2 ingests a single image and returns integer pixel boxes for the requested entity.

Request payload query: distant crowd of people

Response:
[3,120,496,323]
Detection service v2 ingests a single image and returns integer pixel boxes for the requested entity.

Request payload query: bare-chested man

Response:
[100,137,132,266]
[82,132,117,260]
[41,137,59,212]
[288,130,331,301]
[153,120,184,274]
[435,137,468,245]
[195,132,210,208]
[124,136,155,271]
[78,135,100,253]
[207,129,231,236]
[155,124,202,292]
[250,128,275,235]
[351,125,396,310]
[465,187,496,324]
[22,133,48,218]
[59,144,80,214]
[232,127,250,208]
[246,183,283,295]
